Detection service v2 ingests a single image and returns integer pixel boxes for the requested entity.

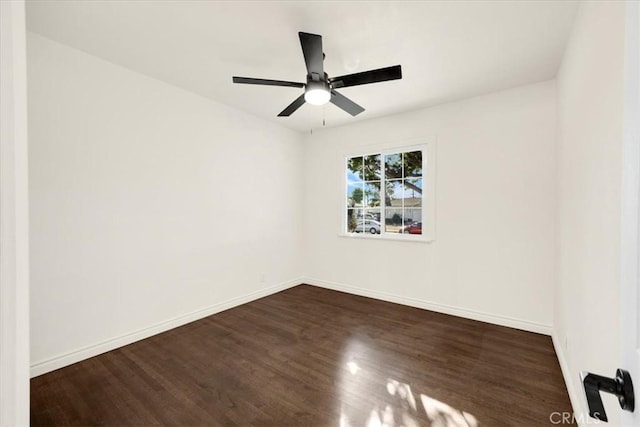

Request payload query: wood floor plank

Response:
[31,285,573,426]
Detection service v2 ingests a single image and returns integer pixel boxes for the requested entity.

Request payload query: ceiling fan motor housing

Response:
[305,73,331,91]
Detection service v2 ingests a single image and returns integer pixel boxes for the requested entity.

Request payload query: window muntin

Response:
[346,146,428,239]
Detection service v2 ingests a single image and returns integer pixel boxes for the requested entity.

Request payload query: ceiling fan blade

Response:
[277,94,306,117]
[299,32,324,79]
[330,65,402,89]
[233,77,305,88]
[330,90,365,116]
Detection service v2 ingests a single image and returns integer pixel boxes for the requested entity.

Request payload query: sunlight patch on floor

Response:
[386,379,417,411]
[338,338,478,427]
[420,394,478,427]
[340,372,478,427]
[347,360,360,375]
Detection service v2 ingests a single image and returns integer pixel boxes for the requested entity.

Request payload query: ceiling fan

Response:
[232,32,402,117]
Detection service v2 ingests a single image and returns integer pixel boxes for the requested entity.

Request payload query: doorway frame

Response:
[621,0,640,425]
[0,0,30,425]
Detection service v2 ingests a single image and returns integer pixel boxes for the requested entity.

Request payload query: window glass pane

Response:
[357,218,381,235]
[385,179,404,234]
[363,208,381,223]
[347,156,365,181]
[385,153,402,179]
[385,180,404,208]
[346,208,358,233]
[403,209,422,234]
[403,150,423,178]
[385,208,404,233]
[364,209,382,235]
[403,178,423,208]
[364,154,381,181]
[364,182,381,207]
[347,182,364,209]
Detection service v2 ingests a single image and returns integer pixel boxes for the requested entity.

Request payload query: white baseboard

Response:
[552,331,589,427]
[31,277,554,378]
[303,277,553,335]
[30,278,302,377]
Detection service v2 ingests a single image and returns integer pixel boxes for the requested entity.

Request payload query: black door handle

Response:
[580,369,635,422]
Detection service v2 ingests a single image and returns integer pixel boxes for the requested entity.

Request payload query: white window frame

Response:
[341,139,436,242]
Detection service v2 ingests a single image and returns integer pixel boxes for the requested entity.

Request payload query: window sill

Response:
[338,233,434,243]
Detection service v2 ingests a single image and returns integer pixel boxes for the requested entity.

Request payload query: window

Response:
[345,143,434,241]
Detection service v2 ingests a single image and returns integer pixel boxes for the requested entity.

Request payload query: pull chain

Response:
[323,104,326,127]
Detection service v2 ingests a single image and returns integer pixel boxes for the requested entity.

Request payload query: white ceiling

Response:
[26,0,579,133]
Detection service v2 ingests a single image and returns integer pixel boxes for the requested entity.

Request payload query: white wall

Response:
[1,1,30,424]
[554,2,626,424]
[303,81,556,333]
[27,33,304,375]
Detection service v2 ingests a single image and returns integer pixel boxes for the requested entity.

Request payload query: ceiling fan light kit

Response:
[232,32,402,117]
[304,80,331,105]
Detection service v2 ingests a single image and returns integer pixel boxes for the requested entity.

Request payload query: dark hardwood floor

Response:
[31,285,572,426]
